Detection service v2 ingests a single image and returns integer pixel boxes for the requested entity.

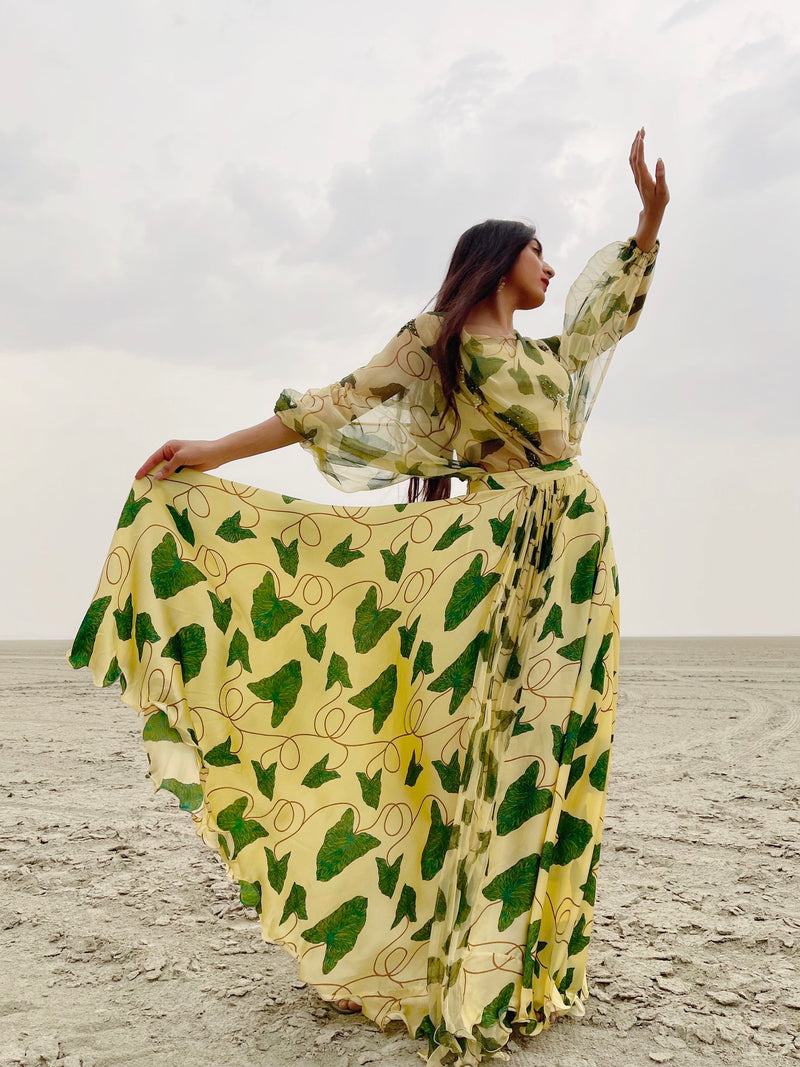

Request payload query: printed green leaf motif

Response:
[570,541,601,603]
[167,504,195,546]
[589,749,610,790]
[591,632,613,693]
[251,572,303,641]
[252,759,277,799]
[301,895,368,974]
[150,533,206,600]
[356,769,382,810]
[348,664,398,734]
[204,737,241,767]
[118,489,150,529]
[381,542,408,582]
[511,707,533,737]
[301,622,327,662]
[239,880,261,911]
[316,808,380,882]
[539,603,563,641]
[577,704,599,749]
[247,660,303,727]
[376,854,402,898]
[580,843,602,905]
[482,852,540,932]
[102,657,121,687]
[227,628,251,671]
[392,884,417,928]
[497,760,552,836]
[568,913,591,957]
[412,640,433,681]
[433,515,474,551]
[208,591,233,634]
[271,536,299,577]
[352,586,401,653]
[326,651,351,690]
[537,374,563,405]
[508,363,533,394]
[557,635,586,662]
[113,595,133,641]
[421,800,452,880]
[302,753,341,788]
[399,616,420,658]
[557,966,575,995]
[326,533,364,568]
[405,751,423,787]
[551,812,593,867]
[489,512,514,547]
[216,511,256,543]
[520,336,546,364]
[280,882,308,924]
[480,981,515,1029]
[565,754,586,798]
[216,796,269,859]
[432,751,461,794]
[69,596,111,668]
[158,778,203,811]
[566,489,594,519]
[161,622,206,682]
[135,612,161,659]
[552,710,581,763]
[264,846,290,893]
[429,632,487,714]
[142,709,182,744]
[444,555,501,631]
[411,916,434,943]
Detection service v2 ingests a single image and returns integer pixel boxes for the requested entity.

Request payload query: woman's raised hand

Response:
[630,128,669,252]
[135,439,224,481]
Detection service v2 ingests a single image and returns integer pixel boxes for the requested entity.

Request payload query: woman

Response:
[70,129,668,1065]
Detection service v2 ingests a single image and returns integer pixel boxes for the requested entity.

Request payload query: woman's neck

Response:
[463,292,516,337]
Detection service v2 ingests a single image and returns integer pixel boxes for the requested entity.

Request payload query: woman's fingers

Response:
[135,440,184,481]
[135,443,171,480]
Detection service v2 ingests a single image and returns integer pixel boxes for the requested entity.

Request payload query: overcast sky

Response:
[1,0,798,638]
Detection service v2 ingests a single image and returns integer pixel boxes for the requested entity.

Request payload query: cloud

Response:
[0,128,73,205]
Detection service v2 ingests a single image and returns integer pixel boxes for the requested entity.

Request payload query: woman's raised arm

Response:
[630,127,669,252]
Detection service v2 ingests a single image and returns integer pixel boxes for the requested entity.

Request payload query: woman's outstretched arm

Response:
[630,127,669,252]
[135,415,304,480]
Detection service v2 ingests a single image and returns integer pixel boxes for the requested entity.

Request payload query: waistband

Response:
[465,458,584,495]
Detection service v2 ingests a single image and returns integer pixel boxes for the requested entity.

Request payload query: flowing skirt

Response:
[69,458,619,1065]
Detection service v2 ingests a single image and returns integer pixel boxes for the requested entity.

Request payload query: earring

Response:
[497,277,506,293]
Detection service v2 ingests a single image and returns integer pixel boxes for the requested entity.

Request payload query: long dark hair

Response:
[407,219,536,502]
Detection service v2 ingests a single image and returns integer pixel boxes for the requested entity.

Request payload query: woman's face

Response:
[507,239,555,310]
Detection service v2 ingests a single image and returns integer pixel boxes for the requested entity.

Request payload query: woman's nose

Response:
[544,262,555,278]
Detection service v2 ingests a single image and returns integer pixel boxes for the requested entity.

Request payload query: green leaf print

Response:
[557,967,575,996]
[412,640,433,682]
[113,595,133,641]
[352,587,401,653]
[239,881,261,911]
[216,511,256,543]
[102,657,121,687]
[480,982,515,1029]
[551,812,593,867]
[421,800,452,881]
[557,636,585,662]
[568,913,591,957]
[208,591,233,634]
[117,489,150,529]
[326,651,352,690]
[538,603,563,641]
[444,555,501,632]
[158,778,203,812]
[496,760,552,836]
[302,623,327,662]
[482,852,540,932]
[381,542,408,582]
[511,707,533,737]
[433,515,474,551]
[252,759,276,800]
[537,374,563,406]
[302,754,341,788]
[271,536,299,577]
[392,884,417,928]
[432,751,461,794]
[405,751,423,786]
[251,572,303,641]
[464,348,505,387]
[227,628,251,671]
[428,632,487,715]
[348,664,398,734]
[565,754,586,798]
[577,704,599,749]
[580,843,602,905]
[280,882,308,924]
[216,796,269,859]
[301,895,368,975]
[552,710,581,763]
[161,623,206,681]
[316,809,380,882]
[142,710,182,744]
[570,541,601,603]
[376,855,402,898]
[69,596,111,668]
[566,490,594,519]
[325,533,365,568]
[166,504,195,546]
[265,846,290,893]
[247,660,303,728]
[411,916,434,943]
[591,633,613,692]
[204,737,241,767]
[589,749,610,790]
[489,512,514,547]
[398,616,420,658]
[508,364,533,394]
[134,612,161,659]
[356,769,382,810]
[520,336,546,364]
[150,534,206,600]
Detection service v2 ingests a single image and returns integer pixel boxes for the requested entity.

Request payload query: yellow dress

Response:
[70,238,658,1065]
